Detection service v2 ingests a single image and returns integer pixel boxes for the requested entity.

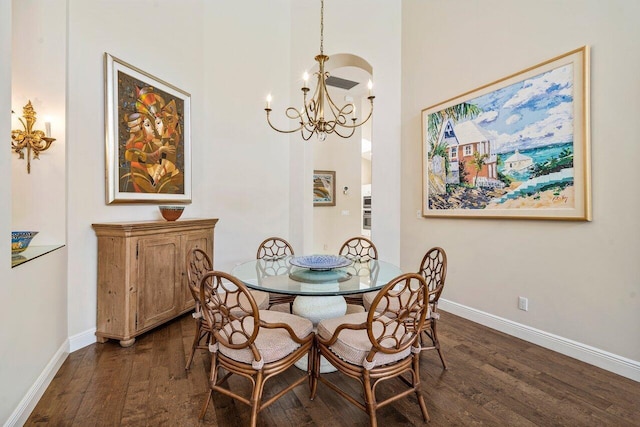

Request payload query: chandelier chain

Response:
[320,0,324,55]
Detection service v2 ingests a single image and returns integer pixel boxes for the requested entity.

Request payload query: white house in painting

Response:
[437,118,503,188]
[503,149,533,173]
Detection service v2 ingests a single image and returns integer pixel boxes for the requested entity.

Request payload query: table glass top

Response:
[231,256,403,296]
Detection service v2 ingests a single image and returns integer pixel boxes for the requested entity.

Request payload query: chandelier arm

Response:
[332,124,356,139]
[323,85,351,116]
[304,99,317,128]
[322,120,337,134]
[322,86,357,128]
[300,126,315,141]
[304,79,322,125]
[303,121,319,135]
[331,97,375,129]
[265,110,305,134]
[285,106,305,121]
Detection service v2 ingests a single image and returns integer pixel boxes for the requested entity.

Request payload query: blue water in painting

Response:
[497,142,573,180]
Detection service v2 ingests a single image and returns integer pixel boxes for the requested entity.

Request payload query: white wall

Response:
[202,0,292,265]
[0,2,15,422]
[11,0,66,245]
[313,132,363,254]
[401,0,640,367]
[66,0,292,340]
[290,0,402,263]
[1,1,69,424]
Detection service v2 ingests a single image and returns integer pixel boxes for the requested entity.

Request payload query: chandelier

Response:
[265,0,374,141]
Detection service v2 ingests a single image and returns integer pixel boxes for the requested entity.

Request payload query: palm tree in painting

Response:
[427,103,482,176]
[471,151,489,186]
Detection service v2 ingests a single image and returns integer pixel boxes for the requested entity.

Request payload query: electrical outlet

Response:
[416,209,422,218]
[518,296,528,311]
[323,244,328,250]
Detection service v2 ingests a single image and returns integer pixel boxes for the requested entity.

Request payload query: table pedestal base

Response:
[292,295,346,373]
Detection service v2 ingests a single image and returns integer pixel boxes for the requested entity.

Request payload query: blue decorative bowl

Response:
[11,231,38,255]
[289,255,352,271]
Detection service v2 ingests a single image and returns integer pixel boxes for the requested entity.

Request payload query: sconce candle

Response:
[10,101,56,173]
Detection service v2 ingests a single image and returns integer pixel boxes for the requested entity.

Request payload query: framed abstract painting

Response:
[104,53,192,204]
[422,46,591,220]
[313,170,336,206]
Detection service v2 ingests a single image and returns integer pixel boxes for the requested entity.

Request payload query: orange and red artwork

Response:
[105,53,191,204]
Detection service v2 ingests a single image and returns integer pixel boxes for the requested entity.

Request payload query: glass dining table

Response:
[232,255,403,323]
[232,255,403,372]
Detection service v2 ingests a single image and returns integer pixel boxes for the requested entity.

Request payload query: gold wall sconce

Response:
[11,100,55,173]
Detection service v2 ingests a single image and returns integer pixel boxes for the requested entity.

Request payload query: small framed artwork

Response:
[104,53,192,204]
[313,170,336,206]
[422,46,591,220]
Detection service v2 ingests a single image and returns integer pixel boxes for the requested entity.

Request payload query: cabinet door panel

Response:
[137,236,180,330]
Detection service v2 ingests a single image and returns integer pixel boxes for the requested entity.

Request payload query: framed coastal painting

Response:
[313,170,336,206]
[104,53,192,204]
[422,46,591,220]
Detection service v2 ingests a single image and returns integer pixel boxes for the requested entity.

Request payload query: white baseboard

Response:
[439,299,640,383]
[69,327,97,352]
[3,341,69,427]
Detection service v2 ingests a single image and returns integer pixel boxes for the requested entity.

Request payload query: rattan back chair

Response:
[339,237,378,307]
[257,237,296,312]
[417,246,448,368]
[185,248,214,370]
[312,273,431,426]
[185,248,269,370]
[198,270,314,426]
[363,246,448,369]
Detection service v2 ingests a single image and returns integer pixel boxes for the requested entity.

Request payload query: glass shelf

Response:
[11,244,65,268]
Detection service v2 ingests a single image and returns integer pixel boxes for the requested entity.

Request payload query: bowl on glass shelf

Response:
[11,231,39,256]
[159,206,185,221]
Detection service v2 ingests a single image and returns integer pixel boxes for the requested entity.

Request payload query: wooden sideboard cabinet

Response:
[92,218,218,347]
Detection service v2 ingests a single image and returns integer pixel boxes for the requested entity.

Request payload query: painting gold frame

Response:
[422,46,591,220]
[313,170,336,207]
[104,53,192,204]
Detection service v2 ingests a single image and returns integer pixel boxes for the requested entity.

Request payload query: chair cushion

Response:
[251,291,270,310]
[217,310,313,365]
[362,291,378,311]
[268,303,291,313]
[317,312,411,368]
[363,290,431,319]
[345,304,365,314]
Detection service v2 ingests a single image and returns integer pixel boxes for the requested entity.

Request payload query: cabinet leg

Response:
[119,338,136,347]
[96,335,109,344]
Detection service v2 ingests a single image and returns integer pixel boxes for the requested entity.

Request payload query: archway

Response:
[309,53,374,254]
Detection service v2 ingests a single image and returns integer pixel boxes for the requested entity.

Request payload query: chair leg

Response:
[250,371,265,427]
[412,353,430,422]
[199,352,218,420]
[416,391,430,422]
[310,342,319,400]
[198,390,213,420]
[362,371,378,427]
[431,319,447,369]
[185,319,201,370]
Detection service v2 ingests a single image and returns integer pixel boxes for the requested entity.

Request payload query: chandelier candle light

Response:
[11,101,55,173]
[265,0,374,141]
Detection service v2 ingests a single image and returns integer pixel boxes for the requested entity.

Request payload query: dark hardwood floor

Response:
[26,311,640,426]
